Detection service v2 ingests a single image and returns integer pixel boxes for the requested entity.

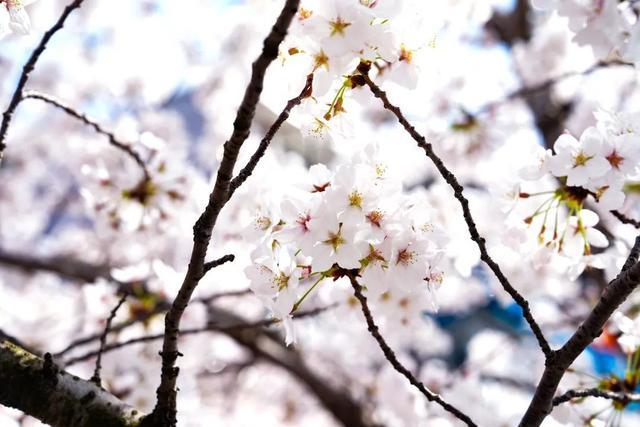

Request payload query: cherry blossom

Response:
[0,0,35,37]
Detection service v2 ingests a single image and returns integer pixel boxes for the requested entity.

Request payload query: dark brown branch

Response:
[346,273,477,427]
[53,310,162,359]
[552,388,640,407]
[211,304,376,427]
[90,293,128,386]
[63,306,332,367]
[21,91,150,180]
[61,303,374,427]
[195,288,251,305]
[54,288,250,359]
[360,70,551,357]
[202,253,235,276]
[520,236,640,426]
[622,236,640,273]
[0,248,146,298]
[148,1,300,425]
[227,73,313,198]
[0,248,112,283]
[611,210,640,229]
[0,341,142,427]
[477,60,633,115]
[0,249,240,350]
[0,0,85,162]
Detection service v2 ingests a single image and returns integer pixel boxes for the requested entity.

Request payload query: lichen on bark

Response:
[0,340,143,427]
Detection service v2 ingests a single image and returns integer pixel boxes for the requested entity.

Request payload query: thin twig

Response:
[346,273,477,427]
[90,293,129,386]
[0,0,86,161]
[227,73,313,198]
[611,210,640,229]
[54,288,251,359]
[202,253,235,276]
[64,305,331,367]
[359,67,552,357]
[53,310,161,359]
[21,90,150,180]
[552,388,640,406]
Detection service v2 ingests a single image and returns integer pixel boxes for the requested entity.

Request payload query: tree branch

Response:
[62,305,332,367]
[0,248,112,283]
[227,73,313,198]
[346,273,477,427]
[202,253,235,276]
[477,60,633,115]
[358,68,552,357]
[53,289,250,359]
[552,388,640,407]
[90,293,128,386]
[0,341,142,427]
[147,1,301,424]
[21,90,150,180]
[60,303,375,427]
[611,210,640,229]
[0,0,86,162]
[212,304,377,427]
[520,236,640,426]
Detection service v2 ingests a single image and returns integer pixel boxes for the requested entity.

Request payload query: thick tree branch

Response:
[346,273,477,427]
[60,303,374,427]
[21,90,150,180]
[148,1,300,424]
[520,236,640,426]
[0,0,85,162]
[0,329,39,356]
[0,341,142,427]
[359,69,551,357]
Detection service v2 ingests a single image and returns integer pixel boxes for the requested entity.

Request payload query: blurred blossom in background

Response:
[2,1,640,426]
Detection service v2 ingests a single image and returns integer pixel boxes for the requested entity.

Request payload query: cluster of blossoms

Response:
[270,0,440,143]
[499,110,640,278]
[547,110,640,210]
[80,132,191,232]
[0,0,33,38]
[532,0,640,66]
[244,145,446,344]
